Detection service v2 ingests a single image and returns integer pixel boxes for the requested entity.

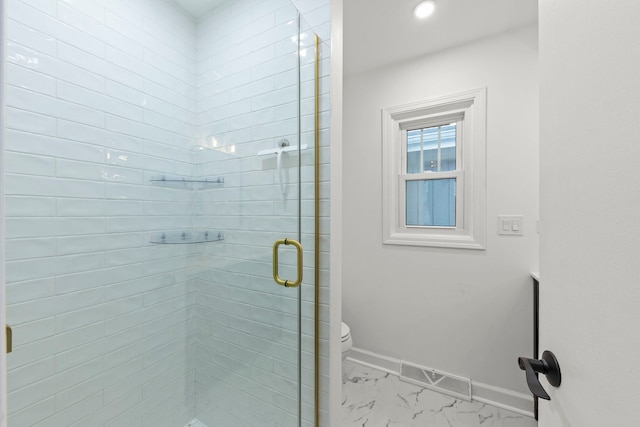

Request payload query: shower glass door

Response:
[191,4,318,426]
[2,0,317,426]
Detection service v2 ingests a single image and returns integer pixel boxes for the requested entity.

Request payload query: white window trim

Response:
[382,88,487,250]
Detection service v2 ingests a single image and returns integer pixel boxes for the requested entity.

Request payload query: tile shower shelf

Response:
[150,175,224,190]
[149,231,225,244]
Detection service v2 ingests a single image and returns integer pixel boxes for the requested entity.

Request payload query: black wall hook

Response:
[517,350,561,400]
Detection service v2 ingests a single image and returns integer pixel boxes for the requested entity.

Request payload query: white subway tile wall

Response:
[6,0,197,426]
[4,0,331,426]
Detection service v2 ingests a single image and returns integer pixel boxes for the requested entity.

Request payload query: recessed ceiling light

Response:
[414,0,436,19]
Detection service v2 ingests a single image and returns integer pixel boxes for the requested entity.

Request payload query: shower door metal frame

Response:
[312,33,320,427]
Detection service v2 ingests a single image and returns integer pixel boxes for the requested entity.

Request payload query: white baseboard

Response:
[346,347,534,418]
[347,347,401,375]
[471,382,535,418]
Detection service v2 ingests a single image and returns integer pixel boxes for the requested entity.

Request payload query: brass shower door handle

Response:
[273,238,303,288]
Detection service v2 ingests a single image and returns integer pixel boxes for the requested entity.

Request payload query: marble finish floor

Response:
[342,360,537,427]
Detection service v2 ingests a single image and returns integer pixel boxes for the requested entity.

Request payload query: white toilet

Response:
[341,322,353,360]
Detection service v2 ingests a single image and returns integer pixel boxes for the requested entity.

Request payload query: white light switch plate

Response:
[498,215,524,236]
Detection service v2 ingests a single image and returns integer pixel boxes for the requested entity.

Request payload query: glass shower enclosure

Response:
[2,0,319,426]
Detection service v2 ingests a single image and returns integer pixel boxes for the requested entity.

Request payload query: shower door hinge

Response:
[5,325,12,354]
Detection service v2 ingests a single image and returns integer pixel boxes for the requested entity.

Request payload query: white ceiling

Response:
[172,0,228,18]
[345,0,538,75]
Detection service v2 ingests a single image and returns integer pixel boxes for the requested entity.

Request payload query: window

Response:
[382,88,487,249]
[404,122,460,228]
